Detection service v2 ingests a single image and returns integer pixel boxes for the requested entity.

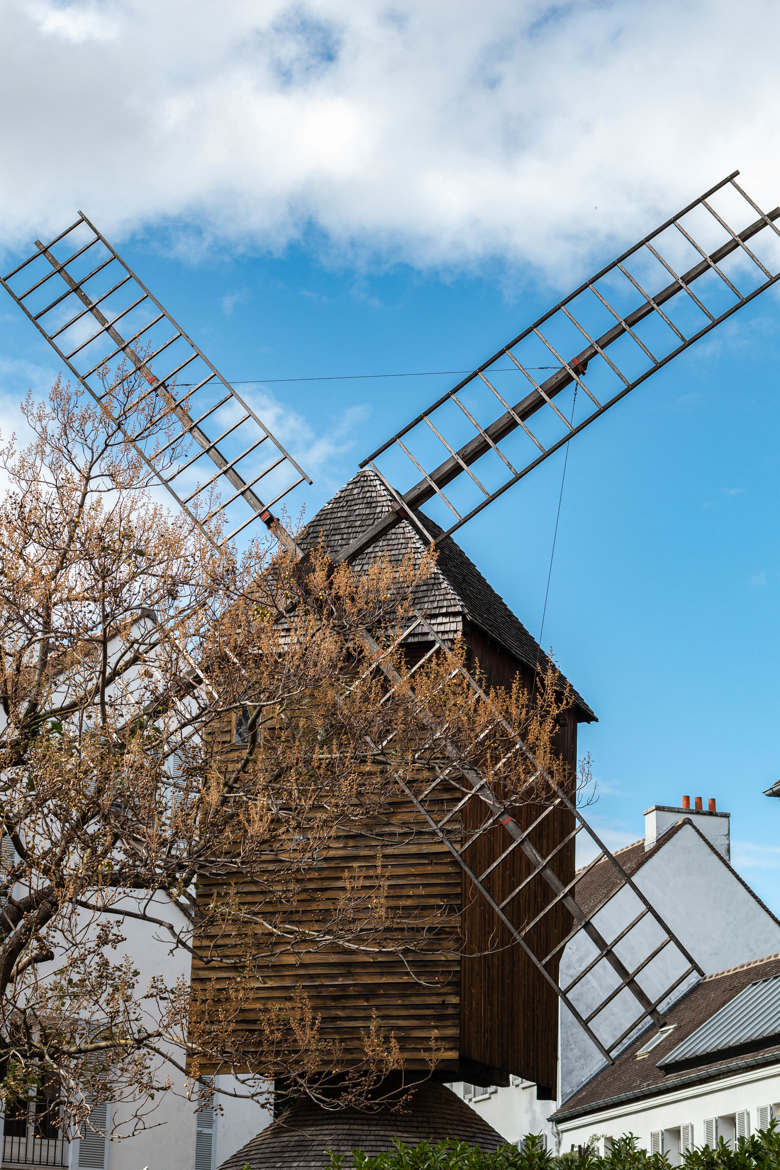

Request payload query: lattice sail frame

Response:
[4,174,776,1066]
[356,172,780,552]
[0,212,310,546]
[352,609,701,1064]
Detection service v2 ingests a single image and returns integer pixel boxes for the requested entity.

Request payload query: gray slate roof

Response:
[300,469,593,720]
[218,1081,507,1169]
[553,953,780,1123]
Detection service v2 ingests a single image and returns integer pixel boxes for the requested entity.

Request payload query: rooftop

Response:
[300,469,594,719]
[574,815,779,927]
[218,1080,507,1169]
[553,952,780,1123]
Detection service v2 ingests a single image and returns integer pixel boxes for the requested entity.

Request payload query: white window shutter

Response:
[194,1098,216,1170]
[194,1081,218,1170]
[681,1123,694,1152]
[736,1110,750,1141]
[704,1118,717,1148]
[75,1102,110,1170]
[650,1131,663,1155]
[757,1105,772,1131]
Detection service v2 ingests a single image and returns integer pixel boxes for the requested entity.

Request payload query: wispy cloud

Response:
[243,385,370,491]
[0,355,58,447]
[732,841,780,872]
[220,290,248,317]
[575,817,639,869]
[1,1,778,278]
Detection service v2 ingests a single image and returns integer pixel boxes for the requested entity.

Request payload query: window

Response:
[3,1076,67,1167]
[705,1114,740,1150]
[758,1103,778,1131]
[460,1082,496,1103]
[662,1127,682,1166]
[517,1133,547,1152]
[233,704,254,745]
[635,1025,676,1058]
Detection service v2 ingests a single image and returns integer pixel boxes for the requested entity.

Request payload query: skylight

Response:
[635,1025,675,1058]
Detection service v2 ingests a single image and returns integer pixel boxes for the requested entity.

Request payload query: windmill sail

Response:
[4,178,775,1074]
[356,173,780,554]
[366,606,700,1064]
[0,213,310,545]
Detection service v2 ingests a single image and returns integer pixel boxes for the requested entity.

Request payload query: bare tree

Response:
[0,369,582,1132]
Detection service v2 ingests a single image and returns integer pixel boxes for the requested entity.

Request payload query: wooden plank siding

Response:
[191,625,577,1087]
[458,625,576,1091]
[192,725,464,1073]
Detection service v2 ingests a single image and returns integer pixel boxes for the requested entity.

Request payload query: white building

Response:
[456,795,780,1149]
[0,620,272,1170]
[552,952,780,1162]
[0,891,270,1170]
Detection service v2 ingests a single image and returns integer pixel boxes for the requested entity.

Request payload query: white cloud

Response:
[732,841,780,872]
[0,0,778,279]
[220,290,247,317]
[575,817,638,868]
[243,385,369,489]
[27,0,119,42]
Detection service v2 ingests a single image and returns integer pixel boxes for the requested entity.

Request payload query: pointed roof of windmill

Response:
[299,468,594,720]
[218,1080,508,1169]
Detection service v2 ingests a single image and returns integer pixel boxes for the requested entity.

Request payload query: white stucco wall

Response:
[462,818,780,1148]
[102,1073,270,1170]
[213,1080,273,1170]
[644,807,730,860]
[559,824,780,1100]
[448,1080,557,1148]
[556,1062,780,1164]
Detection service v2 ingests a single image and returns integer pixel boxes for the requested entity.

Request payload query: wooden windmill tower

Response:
[2,172,779,1108]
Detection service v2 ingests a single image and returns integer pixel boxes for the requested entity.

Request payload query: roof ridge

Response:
[575,838,642,875]
[299,468,593,718]
[701,951,780,982]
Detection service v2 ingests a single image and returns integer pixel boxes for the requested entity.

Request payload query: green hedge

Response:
[324,1124,780,1168]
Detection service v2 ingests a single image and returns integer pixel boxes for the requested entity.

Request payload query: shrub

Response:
[325,1121,780,1169]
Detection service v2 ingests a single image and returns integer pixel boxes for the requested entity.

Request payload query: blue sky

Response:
[1,0,779,910]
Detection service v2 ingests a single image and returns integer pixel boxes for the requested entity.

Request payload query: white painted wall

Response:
[448,1080,556,1148]
[644,806,730,860]
[462,815,780,1148]
[559,822,780,1100]
[102,1073,269,1170]
[556,1061,780,1164]
[213,1080,273,1170]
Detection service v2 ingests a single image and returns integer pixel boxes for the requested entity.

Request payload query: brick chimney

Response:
[644,796,730,860]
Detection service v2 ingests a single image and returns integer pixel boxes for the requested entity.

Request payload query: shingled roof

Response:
[553,953,780,1123]
[218,1080,507,1169]
[574,817,780,925]
[299,469,594,720]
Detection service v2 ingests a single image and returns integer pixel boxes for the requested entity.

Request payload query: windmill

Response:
[2,171,778,1104]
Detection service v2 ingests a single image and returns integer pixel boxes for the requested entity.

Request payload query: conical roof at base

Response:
[218,1080,507,1169]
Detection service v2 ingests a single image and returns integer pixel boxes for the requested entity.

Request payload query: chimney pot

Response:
[682,795,691,810]
[694,796,703,811]
[708,797,717,812]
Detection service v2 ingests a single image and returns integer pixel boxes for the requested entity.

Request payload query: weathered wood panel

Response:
[192,782,464,1074]
[193,625,578,1087]
[459,624,577,1091]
